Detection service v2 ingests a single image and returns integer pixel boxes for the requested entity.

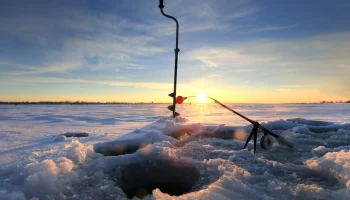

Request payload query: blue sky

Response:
[0,0,349,103]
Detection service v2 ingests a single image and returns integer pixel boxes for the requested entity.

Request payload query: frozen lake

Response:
[0,103,349,199]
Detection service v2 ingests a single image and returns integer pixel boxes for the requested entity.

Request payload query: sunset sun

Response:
[196,93,207,103]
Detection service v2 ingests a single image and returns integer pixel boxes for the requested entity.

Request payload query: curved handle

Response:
[159,0,164,8]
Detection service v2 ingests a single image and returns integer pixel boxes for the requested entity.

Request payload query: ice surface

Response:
[94,118,179,156]
[306,148,350,190]
[0,103,350,199]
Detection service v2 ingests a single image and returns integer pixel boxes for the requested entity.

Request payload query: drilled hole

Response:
[117,158,200,199]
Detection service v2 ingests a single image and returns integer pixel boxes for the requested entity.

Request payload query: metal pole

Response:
[208,97,279,138]
[158,0,180,118]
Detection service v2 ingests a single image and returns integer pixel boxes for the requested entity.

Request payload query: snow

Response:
[306,148,350,190]
[0,103,350,199]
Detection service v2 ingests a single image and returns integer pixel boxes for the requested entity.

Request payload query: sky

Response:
[0,0,350,103]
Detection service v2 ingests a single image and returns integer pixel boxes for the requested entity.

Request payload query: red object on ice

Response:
[176,96,184,104]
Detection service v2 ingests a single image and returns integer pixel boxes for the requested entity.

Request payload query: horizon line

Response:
[0,100,349,105]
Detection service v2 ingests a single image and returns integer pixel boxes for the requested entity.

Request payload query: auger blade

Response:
[168,105,175,112]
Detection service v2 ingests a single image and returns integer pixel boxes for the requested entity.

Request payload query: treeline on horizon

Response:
[320,100,350,104]
[0,101,163,105]
[0,100,349,105]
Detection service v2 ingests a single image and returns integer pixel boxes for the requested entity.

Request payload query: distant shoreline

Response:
[0,101,163,105]
[0,101,349,105]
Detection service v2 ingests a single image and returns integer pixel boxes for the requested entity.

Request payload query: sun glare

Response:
[196,93,207,103]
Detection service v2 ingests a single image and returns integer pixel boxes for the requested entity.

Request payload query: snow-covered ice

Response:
[0,103,349,199]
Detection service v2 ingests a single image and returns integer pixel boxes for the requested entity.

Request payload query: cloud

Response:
[183,48,278,68]
[0,2,167,75]
[185,31,350,70]
[139,1,295,36]
[176,32,350,100]
[0,60,83,75]
[237,24,297,34]
[125,63,145,70]
[273,85,303,92]
[0,10,123,74]
[225,6,260,20]
[273,88,292,92]
[8,76,193,91]
[0,0,297,78]
[133,0,260,36]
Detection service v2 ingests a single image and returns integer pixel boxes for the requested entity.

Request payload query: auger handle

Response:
[159,0,164,8]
